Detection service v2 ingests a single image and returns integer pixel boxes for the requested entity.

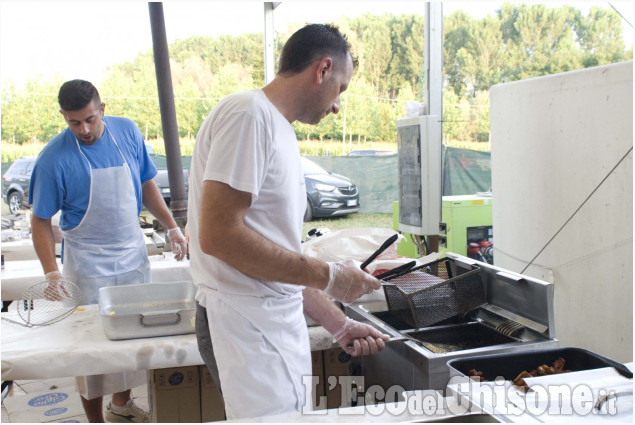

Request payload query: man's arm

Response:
[199,180,330,290]
[31,215,59,274]
[141,179,179,229]
[142,179,187,260]
[303,287,388,356]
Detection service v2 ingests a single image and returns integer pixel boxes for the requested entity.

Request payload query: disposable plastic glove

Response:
[44,270,69,301]
[324,259,381,304]
[333,317,389,356]
[167,227,188,261]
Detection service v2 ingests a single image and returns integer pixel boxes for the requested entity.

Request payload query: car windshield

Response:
[301,157,329,176]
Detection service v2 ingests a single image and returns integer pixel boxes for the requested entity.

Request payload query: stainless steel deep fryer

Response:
[382,257,486,328]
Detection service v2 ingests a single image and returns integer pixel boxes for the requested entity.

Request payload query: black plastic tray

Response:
[447,347,633,381]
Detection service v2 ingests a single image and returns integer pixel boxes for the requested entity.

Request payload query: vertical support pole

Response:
[424,2,444,252]
[148,2,187,222]
[263,2,276,84]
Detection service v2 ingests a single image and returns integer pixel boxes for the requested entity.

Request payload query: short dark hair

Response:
[58,80,101,111]
[278,23,357,75]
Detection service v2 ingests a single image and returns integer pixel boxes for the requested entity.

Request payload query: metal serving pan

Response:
[99,281,196,340]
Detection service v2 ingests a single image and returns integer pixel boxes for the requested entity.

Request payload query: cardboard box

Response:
[2,386,84,423]
[323,348,361,409]
[147,366,200,423]
[310,350,325,410]
[199,365,226,422]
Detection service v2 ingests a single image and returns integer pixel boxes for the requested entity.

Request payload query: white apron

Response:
[62,124,151,305]
[63,123,149,399]
[199,287,312,420]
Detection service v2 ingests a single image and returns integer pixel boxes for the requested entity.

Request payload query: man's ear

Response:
[315,57,333,84]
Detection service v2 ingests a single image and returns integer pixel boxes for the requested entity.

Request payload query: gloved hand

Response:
[324,259,381,304]
[167,227,188,261]
[333,317,389,356]
[44,270,70,301]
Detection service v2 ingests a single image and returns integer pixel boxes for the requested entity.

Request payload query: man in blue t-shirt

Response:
[29,80,188,423]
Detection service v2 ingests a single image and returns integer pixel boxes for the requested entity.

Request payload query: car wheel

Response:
[8,191,23,215]
[304,198,313,222]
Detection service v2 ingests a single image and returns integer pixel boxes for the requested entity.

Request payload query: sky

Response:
[0,1,633,89]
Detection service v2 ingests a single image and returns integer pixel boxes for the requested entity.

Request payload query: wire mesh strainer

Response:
[2,280,81,327]
[383,258,485,328]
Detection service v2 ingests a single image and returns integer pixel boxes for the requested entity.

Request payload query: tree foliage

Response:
[2,3,631,146]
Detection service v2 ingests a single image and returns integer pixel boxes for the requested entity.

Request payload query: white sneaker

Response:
[105,399,150,423]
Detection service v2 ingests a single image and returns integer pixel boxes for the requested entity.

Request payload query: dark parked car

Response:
[148,151,189,206]
[153,167,189,206]
[2,156,36,215]
[302,157,359,221]
[2,154,187,215]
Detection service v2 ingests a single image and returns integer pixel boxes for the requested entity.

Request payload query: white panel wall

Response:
[490,61,633,362]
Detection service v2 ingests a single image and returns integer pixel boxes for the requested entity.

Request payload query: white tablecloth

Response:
[1,302,336,381]
[1,304,202,380]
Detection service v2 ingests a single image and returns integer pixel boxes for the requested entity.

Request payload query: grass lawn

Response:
[140,209,394,238]
[7,201,393,240]
[302,212,393,237]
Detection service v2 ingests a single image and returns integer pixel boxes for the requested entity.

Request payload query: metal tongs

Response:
[375,261,418,283]
[360,234,399,270]
[359,234,421,284]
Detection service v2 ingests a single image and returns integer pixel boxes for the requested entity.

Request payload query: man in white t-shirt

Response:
[187,24,389,420]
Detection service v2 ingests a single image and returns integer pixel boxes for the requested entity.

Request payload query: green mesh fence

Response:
[2,148,490,214]
[442,146,492,195]
[308,155,399,213]
[309,146,491,213]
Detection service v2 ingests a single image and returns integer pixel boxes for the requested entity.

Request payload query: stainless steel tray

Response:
[99,281,196,340]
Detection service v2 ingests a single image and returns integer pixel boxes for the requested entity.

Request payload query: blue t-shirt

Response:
[29,116,157,230]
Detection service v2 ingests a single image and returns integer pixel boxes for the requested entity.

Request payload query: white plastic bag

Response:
[403,100,425,117]
[302,228,405,262]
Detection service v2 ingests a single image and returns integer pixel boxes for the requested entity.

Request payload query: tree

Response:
[1,76,63,143]
[350,14,393,97]
[443,10,474,97]
[577,6,627,67]
[442,90,464,142]
[1,6,631,147]
[387,14,425,99]
[502,4,582,79]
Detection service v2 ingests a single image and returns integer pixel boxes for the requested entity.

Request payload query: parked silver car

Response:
[2,156,36,215]
[302,157,360,221]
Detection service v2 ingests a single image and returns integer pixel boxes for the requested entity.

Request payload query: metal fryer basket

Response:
[383,258,485,328]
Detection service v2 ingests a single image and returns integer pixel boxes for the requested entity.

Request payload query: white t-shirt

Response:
[188,89,306,299]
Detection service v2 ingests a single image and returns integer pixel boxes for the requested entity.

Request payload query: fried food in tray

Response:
[469,357,572,392]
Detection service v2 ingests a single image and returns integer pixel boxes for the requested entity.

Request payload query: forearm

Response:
[142,180,178,229]
[31,215,59,274]
[205,217,329,290]
[303,287,346,333]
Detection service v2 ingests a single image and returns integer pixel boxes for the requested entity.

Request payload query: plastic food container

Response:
[447,347,633,381]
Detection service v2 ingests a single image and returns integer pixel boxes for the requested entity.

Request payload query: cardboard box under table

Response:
[147,366,201,423]
[323,347,362,409]
[199,365,226,422]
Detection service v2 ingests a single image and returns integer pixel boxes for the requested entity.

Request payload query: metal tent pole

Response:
[148,2,187,223]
